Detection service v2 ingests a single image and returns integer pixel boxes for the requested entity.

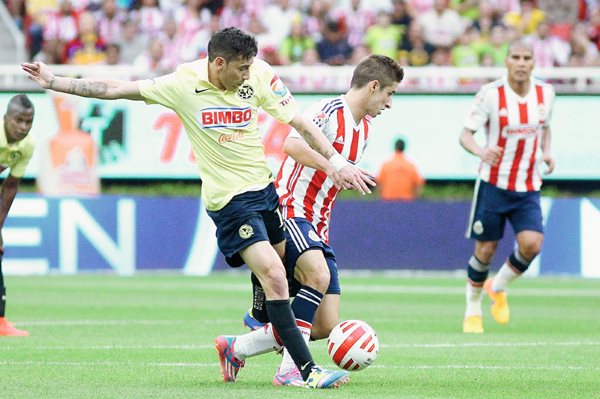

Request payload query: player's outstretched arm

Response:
[288,114,375,194]
[22,62,144,101]
[283,137,341,183]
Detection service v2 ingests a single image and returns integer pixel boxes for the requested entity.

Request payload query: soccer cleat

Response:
[304,365,349,389]
[484,279,510,324]
[242,308,265,331]
[0,317,29,337]
[272,366,305,387]
[462,315,484,334]
[214,335,244,382]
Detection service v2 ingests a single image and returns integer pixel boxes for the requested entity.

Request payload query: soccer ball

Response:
[327,320,379,371]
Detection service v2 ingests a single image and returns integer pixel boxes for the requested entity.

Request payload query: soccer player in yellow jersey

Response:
[0,94,36,337]
[22,27,369,388]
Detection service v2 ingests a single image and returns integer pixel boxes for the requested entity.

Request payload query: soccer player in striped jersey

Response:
[235,55,404,386]
[460,39,556,334]
[22,27,375,388]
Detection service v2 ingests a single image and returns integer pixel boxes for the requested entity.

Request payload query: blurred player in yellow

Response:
[22,27,374,388]
[0,94,36,337]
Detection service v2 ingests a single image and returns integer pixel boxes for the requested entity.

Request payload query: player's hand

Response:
[543,154,555,175]
[21,61,55,89]
[338,164,376,195]
[479,146,503,167]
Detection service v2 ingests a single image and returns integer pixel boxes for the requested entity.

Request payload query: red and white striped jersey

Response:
[276,95,371,243]
[464,76,555,192]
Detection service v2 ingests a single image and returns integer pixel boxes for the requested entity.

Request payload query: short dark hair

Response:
[350,54,404,89]
[7,94,34,114]
[207,27,258,62]
[395,138,405,152]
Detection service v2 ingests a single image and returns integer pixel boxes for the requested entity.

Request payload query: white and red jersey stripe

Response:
[464,76,555,192]
[276,95,370,243]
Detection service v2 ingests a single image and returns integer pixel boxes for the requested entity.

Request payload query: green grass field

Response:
[1,273,599,399]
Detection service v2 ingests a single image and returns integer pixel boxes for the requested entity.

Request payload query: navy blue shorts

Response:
[466,180,543,241]
[284,218,341,296]
[207,183,285,267]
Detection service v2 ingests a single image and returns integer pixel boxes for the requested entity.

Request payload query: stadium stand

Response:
[0,0,599,92]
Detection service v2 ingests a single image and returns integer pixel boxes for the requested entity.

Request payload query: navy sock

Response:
[467,255,489,286]
[250,273,269,323]
[291,285,323,325]
[266,299,314,380]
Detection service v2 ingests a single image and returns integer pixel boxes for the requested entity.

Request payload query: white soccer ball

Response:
[327,320,379,371]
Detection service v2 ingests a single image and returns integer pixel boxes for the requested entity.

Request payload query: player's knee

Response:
[518,240,542,259]
[295,263,330,293]
[257,263,288,297]
[475,242,498,263]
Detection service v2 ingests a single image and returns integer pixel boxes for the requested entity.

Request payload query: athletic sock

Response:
[266,299,315,380]
[465,282,483,317]
[465,256,489,317]
[279,286,323,373]
[493,250,531,291]
[233,322,282,360]
[250,273,269,323]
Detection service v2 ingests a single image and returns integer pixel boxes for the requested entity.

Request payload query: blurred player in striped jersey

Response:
[233,55,404,386]
[460,39,556,333]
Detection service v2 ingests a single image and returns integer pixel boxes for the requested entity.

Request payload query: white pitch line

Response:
[1,360,598,372]
[2,341,599,351]
[16,319,235,327]
[381,341,600,348]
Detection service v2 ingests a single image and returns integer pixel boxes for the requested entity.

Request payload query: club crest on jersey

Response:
[312,112,327,128]
[538,104,546,119]
[270,75,289,97]
[199,106,252,129]
[239,224,254,239]
[473,220,484,235]
[237,84,254,100]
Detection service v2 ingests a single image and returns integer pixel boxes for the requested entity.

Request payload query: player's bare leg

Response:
[487,231,543,324]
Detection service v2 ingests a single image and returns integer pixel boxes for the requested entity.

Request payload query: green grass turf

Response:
[1,273,599,399]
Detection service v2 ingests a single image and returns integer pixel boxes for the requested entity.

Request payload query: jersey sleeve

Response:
[138,71,181,110]
[288,100,333,141]
[463,86,492,132]
[9,139,35,178]
[255,60,299,124]
[543,85,556,126]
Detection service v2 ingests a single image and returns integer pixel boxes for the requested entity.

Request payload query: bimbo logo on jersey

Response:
[199,107,252,128]
[502,124,539,139]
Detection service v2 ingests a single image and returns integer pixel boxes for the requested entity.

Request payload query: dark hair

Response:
[350,54,404,89]
[207,27,258,62]
[395,138,405,152]
[7,94,34,114]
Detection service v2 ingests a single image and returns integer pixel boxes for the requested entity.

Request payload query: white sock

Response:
[278,322,311,374]
[234,323,282,360]
[493,263,520,292]
[465,282,483,317]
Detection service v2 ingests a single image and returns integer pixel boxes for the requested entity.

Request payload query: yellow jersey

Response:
[0,124,36,178]
[139,58,298,211]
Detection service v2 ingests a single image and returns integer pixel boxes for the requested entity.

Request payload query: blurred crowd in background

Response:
[3,0,600,76]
